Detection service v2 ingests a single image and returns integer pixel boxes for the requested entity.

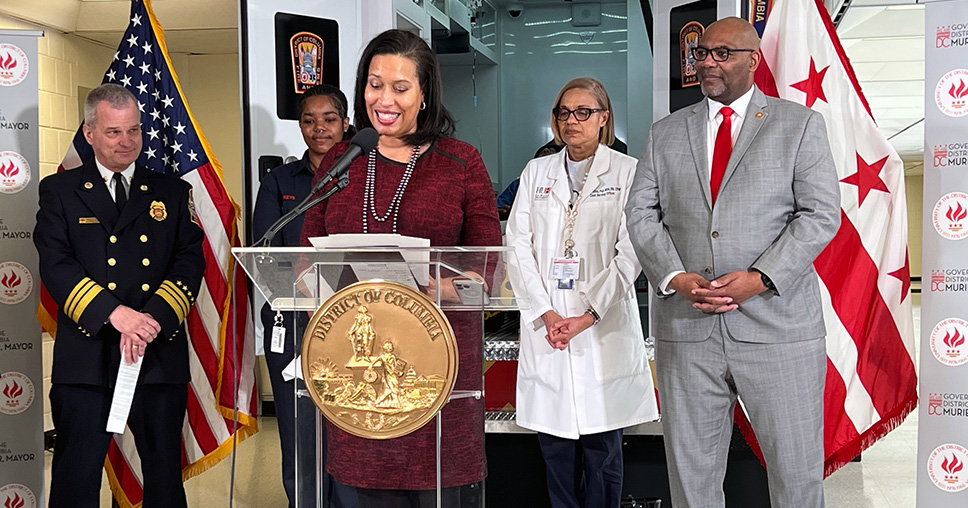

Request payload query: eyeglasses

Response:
[691,46,756,62]
[553,107,604,122]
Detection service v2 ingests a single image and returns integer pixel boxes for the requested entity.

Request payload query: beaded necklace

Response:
[362,145,421,233]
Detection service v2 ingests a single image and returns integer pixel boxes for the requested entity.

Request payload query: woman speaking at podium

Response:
[300,29,501,507]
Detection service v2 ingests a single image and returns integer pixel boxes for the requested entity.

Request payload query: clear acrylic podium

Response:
[233,245,527,508]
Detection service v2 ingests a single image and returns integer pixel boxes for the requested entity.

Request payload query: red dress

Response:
[299,137,501,489]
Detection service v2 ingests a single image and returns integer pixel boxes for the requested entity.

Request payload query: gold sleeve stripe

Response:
[161,280,191,313]
[156,286,188,323]
[65,278,95,314]
[66,278,103,323]
[157,281,190,323]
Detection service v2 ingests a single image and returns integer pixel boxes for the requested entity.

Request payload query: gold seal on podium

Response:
[301,280,458,439]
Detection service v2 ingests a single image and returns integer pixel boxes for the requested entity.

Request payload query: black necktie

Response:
[113,172,127,212]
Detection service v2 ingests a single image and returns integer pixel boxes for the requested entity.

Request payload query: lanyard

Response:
[562,155,591,258]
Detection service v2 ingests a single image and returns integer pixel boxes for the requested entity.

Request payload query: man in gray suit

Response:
[625,17,841,508]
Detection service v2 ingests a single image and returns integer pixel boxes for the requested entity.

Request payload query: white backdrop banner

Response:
[919,0,968,504]
[0,29,44,508]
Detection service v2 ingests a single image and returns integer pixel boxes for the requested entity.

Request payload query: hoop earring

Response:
[420,101,426,110]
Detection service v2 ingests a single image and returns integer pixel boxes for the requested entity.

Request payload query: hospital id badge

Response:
[552,256,581,290]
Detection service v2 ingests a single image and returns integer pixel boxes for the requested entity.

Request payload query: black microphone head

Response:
[350,128,379,153]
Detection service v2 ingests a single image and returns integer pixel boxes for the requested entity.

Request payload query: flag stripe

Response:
[819,281,880,431]
[200,235,229,316]
[186,384,220,453]
[187,310,219,392]
[106,440,144,505]
[822,356,860,455]
[815,212,919,416]
[186,327,233,443]
[194,283,224,355]
[184,168,232,277]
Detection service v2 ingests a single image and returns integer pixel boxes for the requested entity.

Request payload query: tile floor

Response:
[43,307,923,507]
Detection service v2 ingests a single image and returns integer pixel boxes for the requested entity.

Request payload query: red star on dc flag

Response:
[790,57,830,108]
[841,152,891,207]
[887,251,911,304]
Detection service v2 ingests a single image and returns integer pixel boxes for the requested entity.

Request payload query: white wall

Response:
[441,63,501,189]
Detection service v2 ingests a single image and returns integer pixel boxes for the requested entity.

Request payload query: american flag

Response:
[36,0,258,504]
[742,0,918,476]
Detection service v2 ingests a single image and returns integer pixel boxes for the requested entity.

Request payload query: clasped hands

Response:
[540,310,595,350]
[109,305,160,364]
[670,271,767,314]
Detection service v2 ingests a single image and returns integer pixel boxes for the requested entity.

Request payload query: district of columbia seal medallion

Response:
[301,280,458,439]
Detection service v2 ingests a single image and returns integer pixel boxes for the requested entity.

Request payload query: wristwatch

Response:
[586,307,601,324]
[754,270,776,294]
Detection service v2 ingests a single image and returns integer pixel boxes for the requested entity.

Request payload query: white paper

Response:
[106,354,144,434]
[282,355,304,382]
[308,233,431,285]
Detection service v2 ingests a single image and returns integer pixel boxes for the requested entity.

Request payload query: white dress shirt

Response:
[95,159,136,201]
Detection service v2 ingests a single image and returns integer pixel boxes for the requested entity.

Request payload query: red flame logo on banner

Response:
[0,52,15,71]
[946,202,967,224]
[0,159,19,179]
[944,328,965,357]
[942,454,964,482]
[0,271,21,289]
[950,80,968,99]
[4,493,25,508]
[944,328,965,348]
[2,381,23,399]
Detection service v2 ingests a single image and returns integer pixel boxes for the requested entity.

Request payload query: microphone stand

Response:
[256,175,350,250]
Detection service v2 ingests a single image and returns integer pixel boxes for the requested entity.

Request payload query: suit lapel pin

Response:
[84,182,93,189]
[140,184,148,191]
[756,112,764,118]
[150,200,168,221]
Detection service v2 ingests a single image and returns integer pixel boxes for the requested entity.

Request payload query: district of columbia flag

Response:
[743,0,918,477]
[35,0,258,505]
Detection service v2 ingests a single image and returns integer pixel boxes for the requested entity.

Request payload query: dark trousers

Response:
[263,306,329,507]
[330,478,482,508]
[537,429,624,508]
[49,383,188,508]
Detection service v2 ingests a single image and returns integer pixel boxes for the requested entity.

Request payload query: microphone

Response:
[255,128,379,247]
[311,128,379,194]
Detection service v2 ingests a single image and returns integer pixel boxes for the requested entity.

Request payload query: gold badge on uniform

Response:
[188,188,200,226]
[150,201,167,221]
[78,217,100,224]
[84,182,93,189]
[302,281,458,440]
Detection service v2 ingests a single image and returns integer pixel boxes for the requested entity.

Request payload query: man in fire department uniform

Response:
[34,83,204,508]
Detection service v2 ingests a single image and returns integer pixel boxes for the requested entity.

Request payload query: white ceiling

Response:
[834,0,925,172]
[0,0,927,170]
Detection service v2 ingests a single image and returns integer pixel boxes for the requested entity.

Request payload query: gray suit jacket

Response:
[626,87,841,343]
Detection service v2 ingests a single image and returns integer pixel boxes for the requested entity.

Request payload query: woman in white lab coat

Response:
[506,77,658,508]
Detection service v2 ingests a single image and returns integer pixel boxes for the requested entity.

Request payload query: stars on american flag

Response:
[97,10,209,177]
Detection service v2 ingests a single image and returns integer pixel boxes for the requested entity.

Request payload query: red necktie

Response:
[710,106,734,206]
